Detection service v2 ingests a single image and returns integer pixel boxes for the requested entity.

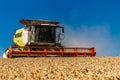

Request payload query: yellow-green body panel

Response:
[13,28,25,46]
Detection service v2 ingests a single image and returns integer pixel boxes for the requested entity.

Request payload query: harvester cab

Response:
[13,20,64,47]
[3,19,96,58]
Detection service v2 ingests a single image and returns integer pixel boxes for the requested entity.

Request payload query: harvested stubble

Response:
[0,57,120,80]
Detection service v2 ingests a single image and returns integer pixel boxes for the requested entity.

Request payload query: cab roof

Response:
[20,19,59,26]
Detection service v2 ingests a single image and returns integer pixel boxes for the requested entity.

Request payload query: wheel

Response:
[3,48,9,58]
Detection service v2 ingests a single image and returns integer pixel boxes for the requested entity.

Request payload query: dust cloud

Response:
[63,24,115,56]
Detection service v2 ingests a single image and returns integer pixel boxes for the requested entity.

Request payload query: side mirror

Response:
[62,27,64,33]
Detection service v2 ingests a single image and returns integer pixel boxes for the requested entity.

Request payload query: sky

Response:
[0,0,120,56]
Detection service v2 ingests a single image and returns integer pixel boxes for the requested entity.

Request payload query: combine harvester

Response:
[3,19,96,58]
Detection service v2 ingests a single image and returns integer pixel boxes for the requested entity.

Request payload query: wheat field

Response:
[0,57,120,80]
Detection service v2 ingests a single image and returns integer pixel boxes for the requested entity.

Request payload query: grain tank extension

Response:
[3,19,96,58]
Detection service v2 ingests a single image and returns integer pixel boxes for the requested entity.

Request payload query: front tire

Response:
[3,49,9,58]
